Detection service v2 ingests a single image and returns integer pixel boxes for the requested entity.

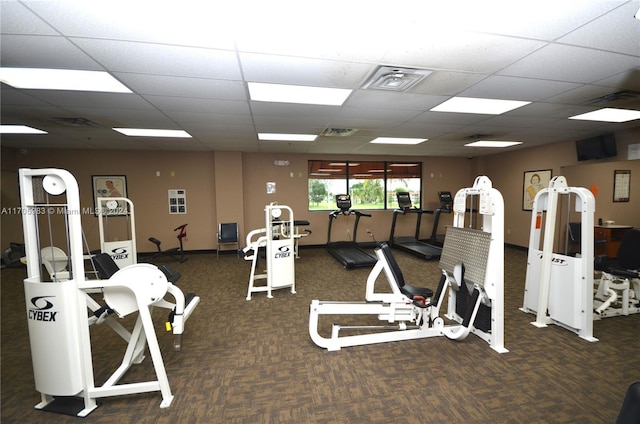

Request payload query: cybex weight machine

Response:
[97,196,136,268]
[244,203,296,300]
[19,168,199,417]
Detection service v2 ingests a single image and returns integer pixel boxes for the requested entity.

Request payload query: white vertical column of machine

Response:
[450,176,507,353]
[523,176,597,342]
[532,177,564,329]
[265,203,296,297]
[97,197,137,268]
[19,168,98,416]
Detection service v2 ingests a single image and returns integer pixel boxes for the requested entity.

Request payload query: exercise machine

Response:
[244,202,296,300]
[426,191,453,247]
[388,191,441,260]
[97,197,136,268]
[18,168,199,416]
[310,176,507,354]
[593,229,640,318]
[148,224,188,263]
[326,194,377,269]
[520,176,598,342]
[2,241,25,268]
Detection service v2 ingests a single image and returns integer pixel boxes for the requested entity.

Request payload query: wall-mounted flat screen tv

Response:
[575,133,617,161]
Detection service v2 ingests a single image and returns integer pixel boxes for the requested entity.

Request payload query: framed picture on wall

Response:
[523,169,551,211]
[613,170,631,202]
[92,175,128,215]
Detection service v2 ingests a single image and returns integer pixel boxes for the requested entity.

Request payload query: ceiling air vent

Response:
[466,134,492,140]
[362,66,432,92]
[320,128,359,137]
[585,90,640,105]
[53,117,99,127]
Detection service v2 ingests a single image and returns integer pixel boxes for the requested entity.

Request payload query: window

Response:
[308,160,422,211]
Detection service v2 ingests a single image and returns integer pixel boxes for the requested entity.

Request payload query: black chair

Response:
[595,229,640,277]
[377,242,433,307]
[217,222,239,258]
[567,222,607,256]
[617,381,640,424]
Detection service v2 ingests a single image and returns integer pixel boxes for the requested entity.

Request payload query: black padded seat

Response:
[378,242,433,300]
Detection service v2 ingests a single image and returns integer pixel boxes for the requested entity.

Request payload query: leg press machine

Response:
[309,176,508,354]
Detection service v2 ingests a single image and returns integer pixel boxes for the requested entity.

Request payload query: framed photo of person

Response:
[523,170,551,211]
[92,175,128,216]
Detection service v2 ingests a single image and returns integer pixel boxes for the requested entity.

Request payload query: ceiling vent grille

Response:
[466,134,492,140]
[362,66,432,92]
[53,117,99,127]
[585,90,640,105]
[320,128,359,137]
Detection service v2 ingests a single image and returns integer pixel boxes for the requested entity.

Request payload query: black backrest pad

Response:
[378,242,405,287]
[618,229,640,270]
[91,253,120,279]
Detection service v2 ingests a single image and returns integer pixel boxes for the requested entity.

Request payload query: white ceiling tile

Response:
[460,76,582,101]
[381,33,547,74]
[0,3,59,35]
[499,44,640,84]
[115,74,247,100]
[558,2,640,56]
[0,35,103,70]
[239,53,374,88]
[71,38,242,79]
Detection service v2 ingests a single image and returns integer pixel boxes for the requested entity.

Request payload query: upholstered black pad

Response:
[595,229,640,279]
[378,242,433,300]
[617,229,640,271]
[91,253,120,279]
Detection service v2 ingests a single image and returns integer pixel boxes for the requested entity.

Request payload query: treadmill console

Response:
[336,194,352,212]
[438,191,453,211]
[396,192,412,210]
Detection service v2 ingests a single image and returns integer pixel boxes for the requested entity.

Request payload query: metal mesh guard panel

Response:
[439,226,491,287]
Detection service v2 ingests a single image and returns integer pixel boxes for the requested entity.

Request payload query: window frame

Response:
[307,160,422,211]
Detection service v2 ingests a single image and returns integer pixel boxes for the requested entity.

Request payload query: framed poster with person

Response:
[523,170,551,211]
[92,175,128,215]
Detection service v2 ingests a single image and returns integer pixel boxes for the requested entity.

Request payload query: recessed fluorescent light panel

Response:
[113,128,192,138]
[370,137,427,145]
[568,108,640,123]
[431,97,530,114]
[465,140,522,148]
[0,67,132,93]
[0,125,47,134]
[258,133,317,141]
[248,82,351,106]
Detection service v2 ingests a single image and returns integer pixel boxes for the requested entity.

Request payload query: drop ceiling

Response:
[1,0,639,157]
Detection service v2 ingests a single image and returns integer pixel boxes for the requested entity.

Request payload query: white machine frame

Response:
[309,176,508,354]
[19,168,199,417]
[244,202,296,299]
[97,197,136,268]
[594,265,640,318]
[520,176,598,342]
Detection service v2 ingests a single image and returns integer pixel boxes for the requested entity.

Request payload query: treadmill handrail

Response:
[327,209,371,244]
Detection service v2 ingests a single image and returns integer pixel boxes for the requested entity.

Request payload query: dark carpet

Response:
[1,246,638,423]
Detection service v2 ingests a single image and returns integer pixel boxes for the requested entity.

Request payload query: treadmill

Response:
[388,191,441,260]
[426,191,453,247]
[327,194,377,269]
